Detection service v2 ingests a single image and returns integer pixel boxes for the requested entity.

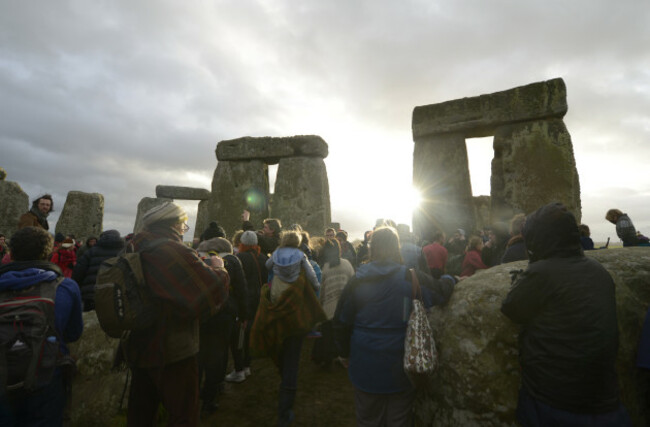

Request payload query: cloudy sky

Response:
[2,0,649,243]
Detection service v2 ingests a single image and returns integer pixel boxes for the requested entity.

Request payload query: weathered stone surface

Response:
[133,197,172,234]
[272,157,331,237]
[0,180,29,238]
[193,199,210,240]
[55,191,104,241]
[473,196,491,231]
[216,135,328,163]
[155,185,211,200]
[209,160,269,237]
[491,119,581,224]
[418,248,650,426]
[412,78,567,138]
[413,133,475,238]
[69,311,127,426]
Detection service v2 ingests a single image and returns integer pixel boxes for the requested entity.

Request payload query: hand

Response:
[241,210,250,222]
[210,255,224,268]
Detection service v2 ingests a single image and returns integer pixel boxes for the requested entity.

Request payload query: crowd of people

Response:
[0,194,648,426]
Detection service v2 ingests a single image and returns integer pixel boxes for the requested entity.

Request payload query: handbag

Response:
[403,269,438,383]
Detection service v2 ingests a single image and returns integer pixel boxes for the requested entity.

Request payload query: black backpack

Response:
[0,261,64,395]
[94,239,167,338]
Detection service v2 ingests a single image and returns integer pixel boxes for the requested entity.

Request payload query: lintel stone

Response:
[216,135,328,163]
[412,78,568,138]
[155,185,211,200]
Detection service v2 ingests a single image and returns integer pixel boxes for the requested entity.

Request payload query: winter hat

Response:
[240,230,258,246]
[198,237,232,254]
[61,238,74,248]
[201,221,226,241]
[100,229,121,241]
[142,202,187,228]
[54,232,65,243]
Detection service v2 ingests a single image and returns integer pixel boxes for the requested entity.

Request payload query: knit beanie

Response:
[197,237,233,254]
[240,230,257,246]
[142,202,187,228]
[54,232,65,243]
[201,221,226,241]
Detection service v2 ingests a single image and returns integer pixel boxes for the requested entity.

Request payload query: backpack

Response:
[0,263,64,395]
[94,238,167,339]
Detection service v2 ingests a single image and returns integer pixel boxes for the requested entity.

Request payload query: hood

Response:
[0,265,59,291]
[98,229,125,249]
[523,202,582,262]
[271,247,304,266]
[355,261,403,281]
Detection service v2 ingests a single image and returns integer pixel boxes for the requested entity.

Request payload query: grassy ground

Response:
[107,338,356,426]
[201,337,356,426]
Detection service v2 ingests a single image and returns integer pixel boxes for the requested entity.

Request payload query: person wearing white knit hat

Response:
[125,201,230,423]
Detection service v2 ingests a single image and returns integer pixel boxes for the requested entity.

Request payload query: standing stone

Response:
[417,248,649,426]
[209,160,269,237]
[55,191,104,241]
[491,119,581,223]
[133,197,172,234]
[273,157,331,237]
[194,199,210,240]
[0,180,29,238]
[473,196,491,231]
[413,133,475,239]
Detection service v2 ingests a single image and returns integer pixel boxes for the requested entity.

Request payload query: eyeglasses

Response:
[180,223,190,233]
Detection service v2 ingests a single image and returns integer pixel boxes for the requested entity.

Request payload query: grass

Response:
[202,338,356,426]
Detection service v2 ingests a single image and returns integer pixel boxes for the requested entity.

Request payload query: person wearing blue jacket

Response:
[0,226,83,426]
[334,226,455,427]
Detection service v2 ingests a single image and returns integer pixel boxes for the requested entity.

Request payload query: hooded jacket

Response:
[0,261,83,355]
[266,247,320,291]
[501,203,620,413]
[72,230,125,311]
[334,261,454,393]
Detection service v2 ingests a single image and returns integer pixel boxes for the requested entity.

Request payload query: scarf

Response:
[30,207,49,230]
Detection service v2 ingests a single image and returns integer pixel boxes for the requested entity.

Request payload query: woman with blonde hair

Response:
[334,226,455,426]
[606,209,641,247]
[252,229,326,426]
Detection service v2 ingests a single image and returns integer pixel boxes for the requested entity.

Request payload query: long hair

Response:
[605,209,623,223]
[369,226,402,264]
[321,238,341,267]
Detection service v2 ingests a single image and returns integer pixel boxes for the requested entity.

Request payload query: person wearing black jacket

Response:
[234,230,268,378]
[501,203,631,426]
[196,237,247,413]
[71,229,124,311]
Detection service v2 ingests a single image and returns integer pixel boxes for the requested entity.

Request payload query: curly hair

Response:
[9,226,53,261]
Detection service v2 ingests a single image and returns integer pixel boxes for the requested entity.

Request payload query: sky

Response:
[1,0,649,243]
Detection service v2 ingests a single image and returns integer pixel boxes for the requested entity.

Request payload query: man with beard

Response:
[18,194,54,231]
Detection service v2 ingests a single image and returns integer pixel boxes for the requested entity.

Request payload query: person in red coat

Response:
[460,236,488,277]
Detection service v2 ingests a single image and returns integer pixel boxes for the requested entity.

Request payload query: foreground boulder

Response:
[418,248,650,426]
[68,312,126,425]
